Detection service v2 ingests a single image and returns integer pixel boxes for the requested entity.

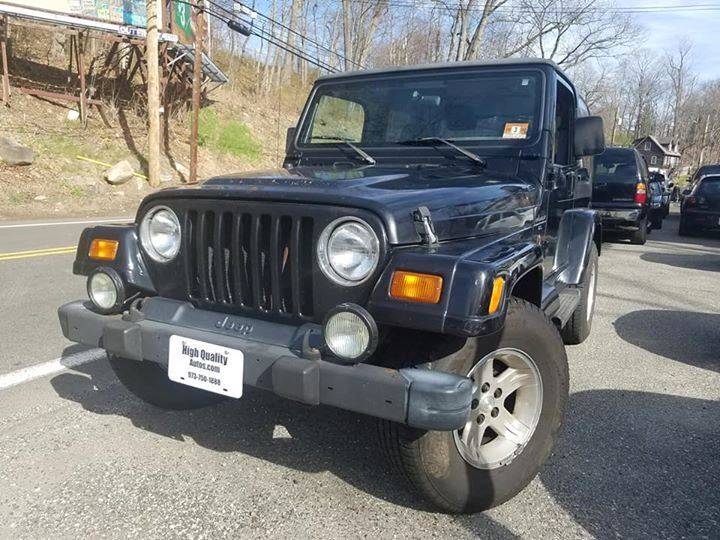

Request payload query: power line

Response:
[174,0,338,72]
[205,0,364,69]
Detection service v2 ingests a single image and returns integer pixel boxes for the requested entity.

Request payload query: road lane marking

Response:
[0,349,105,391]
[0,217,133,229]
[0,246,76,261]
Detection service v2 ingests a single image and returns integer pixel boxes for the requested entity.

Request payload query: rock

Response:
[0,137,35,166]
[66,110,80,122]
[172,162,190,177]
[33,195,47,201]
[104,160,135,185]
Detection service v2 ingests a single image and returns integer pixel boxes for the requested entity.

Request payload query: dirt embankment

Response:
[0,57,308,219]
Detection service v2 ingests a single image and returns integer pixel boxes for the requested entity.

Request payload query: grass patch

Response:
[37,134,128,172]
[61,181,85,198]
[197,109,261,160]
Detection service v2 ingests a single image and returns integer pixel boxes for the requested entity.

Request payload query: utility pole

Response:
[697,114,710,168]
[189,0,205,184]
[610,105,620,146]
[146,0,161,187]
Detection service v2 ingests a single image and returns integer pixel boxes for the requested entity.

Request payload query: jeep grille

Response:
[185,209,315,319]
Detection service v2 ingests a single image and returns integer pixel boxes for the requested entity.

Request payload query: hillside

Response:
[0,57,308,219]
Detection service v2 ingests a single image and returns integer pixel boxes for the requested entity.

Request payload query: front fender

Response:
[73,225,156,294]
[555,208,601,286]
[367,231,543,337]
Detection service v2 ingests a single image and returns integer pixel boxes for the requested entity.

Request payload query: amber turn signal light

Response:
[488,276,505,314]
[88,239,119,261]
[390,271,443,304]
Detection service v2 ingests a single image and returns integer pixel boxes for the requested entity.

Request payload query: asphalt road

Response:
[0,209,718,539]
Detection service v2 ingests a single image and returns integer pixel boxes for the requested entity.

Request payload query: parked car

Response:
[648,178,665,229]
[58,59,605,514]
[591,147,658,244]
[650,171,672,217]
[691,164,720,184]
[680,174,720,236]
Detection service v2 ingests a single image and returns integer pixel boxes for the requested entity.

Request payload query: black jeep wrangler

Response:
[59,59,604,514]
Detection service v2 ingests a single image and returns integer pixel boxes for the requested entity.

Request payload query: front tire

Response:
[380,299,569,513]
[108,354,225,410]
[561,243,598,345]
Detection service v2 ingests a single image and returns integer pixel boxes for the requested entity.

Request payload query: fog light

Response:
[87,268,125,313]
[323,304,378,361]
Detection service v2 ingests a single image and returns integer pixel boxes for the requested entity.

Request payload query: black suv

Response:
[680,174,720,236]
[591,147,657,244]
[58,59,605,513]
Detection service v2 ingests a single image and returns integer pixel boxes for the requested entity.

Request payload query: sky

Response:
[636,0,720,80]
[240,0,720,81]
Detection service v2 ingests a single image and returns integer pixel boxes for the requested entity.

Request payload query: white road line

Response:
[0,349,105,391]
[0,218,133,229]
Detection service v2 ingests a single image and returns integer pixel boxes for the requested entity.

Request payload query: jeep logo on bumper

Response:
[215,316,254,335]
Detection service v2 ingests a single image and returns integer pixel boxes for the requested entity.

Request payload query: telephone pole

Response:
[697,114,710,168]
[146,0,161,187]
[189,0,205,184]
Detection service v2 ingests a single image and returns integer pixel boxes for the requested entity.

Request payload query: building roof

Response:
[316,58,567,82]
[633,135,681,158]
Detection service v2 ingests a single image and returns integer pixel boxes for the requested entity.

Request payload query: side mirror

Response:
[574,116,605,158]
[285,126,297,155]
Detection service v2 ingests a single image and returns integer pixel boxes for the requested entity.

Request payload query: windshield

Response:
[593,149,639,183]
[298,71,542,148]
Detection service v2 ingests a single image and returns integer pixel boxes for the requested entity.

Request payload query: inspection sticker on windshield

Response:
[168,336,244,398]
[503,122,529,139]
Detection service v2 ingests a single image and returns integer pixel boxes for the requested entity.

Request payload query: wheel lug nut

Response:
[481,383,490,393]
[471,399,479,409]
[491,407,499,418]
[477,414,485,424]
[494,388,502,398]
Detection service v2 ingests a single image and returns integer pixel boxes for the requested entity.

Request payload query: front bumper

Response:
[58,298,473,431]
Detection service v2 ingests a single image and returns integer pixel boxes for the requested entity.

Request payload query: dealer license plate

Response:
[168,336,244,398]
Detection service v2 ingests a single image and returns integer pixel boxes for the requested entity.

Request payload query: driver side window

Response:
[554,81,575,166]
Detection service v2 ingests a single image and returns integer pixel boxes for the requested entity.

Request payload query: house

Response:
[633,136,682,173]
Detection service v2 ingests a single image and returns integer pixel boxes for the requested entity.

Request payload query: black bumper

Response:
[58,298,473,431]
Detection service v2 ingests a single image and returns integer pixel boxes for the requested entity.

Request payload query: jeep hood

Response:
[150,166,540,245]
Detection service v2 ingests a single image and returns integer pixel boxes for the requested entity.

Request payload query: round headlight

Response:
[87,269,125,313]
[317,218,379,286]
[140,206,181,262]
[324,304,378,361]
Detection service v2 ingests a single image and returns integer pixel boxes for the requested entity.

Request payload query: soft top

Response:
[316,58,566,83]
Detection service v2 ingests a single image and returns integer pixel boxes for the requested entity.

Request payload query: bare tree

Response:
[665,40,696,144]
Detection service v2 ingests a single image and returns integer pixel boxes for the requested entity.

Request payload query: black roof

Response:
[695,164,720,179]
[316,58,567,83]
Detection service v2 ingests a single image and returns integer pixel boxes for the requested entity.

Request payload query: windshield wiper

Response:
[398,137,487,168]
[310,136,376,165]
